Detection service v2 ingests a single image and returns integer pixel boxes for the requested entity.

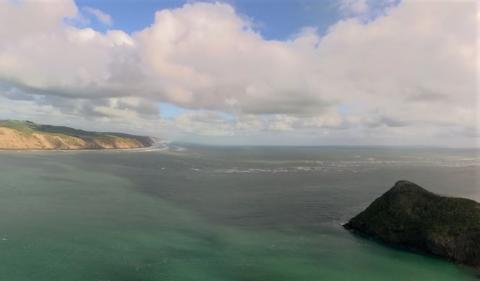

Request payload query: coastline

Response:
[0,142,168,153]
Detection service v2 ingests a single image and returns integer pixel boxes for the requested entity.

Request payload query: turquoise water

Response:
[0,146,478,280]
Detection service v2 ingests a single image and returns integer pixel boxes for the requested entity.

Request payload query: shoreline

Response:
[0,142,168,153]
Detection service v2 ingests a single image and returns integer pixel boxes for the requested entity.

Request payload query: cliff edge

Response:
[0,120,153,150]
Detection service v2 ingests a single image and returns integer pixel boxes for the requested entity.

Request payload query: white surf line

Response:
[0,143,168,154]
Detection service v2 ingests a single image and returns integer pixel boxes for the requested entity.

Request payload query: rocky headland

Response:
[344,180,480,269]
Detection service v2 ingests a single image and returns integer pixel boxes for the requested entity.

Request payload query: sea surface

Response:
[0,145,478,281]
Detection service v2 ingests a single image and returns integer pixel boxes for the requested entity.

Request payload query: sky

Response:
[0,0,478,147]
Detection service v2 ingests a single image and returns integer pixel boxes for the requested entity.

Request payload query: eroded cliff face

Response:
[344,181,480,269]
[0,124,153,150]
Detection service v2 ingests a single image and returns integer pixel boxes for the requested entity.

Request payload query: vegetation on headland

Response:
[0,120,153,150]
[344,180,480,269]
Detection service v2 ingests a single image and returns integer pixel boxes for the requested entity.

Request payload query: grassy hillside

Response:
[345,181,480,269]
[0,120,153,150]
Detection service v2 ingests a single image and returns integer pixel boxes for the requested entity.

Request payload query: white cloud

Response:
[337,0,399,19]
[83,6,113,26]
[0,0,477,146]
[338,0,369,16]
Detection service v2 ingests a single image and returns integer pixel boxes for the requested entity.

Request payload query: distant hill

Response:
[344,181,480,269]
[0,120,153,150]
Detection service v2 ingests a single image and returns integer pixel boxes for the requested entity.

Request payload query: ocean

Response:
[0,145,478,280]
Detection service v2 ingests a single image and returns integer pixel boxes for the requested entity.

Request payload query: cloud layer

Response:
[0,0,478,146]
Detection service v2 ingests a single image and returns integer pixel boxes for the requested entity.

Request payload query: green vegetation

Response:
[0,120,38,134]
[0,120,153,149]
[345,181,480,269]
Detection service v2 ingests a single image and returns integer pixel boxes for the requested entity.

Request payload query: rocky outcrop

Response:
[344,180,480,269]
[0,120,153,150]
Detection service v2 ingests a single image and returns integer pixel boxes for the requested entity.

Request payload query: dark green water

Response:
[0,145,478,280]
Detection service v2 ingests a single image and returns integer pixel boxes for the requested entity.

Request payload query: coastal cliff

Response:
[0,120,153,150]
[344,180,480,269]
